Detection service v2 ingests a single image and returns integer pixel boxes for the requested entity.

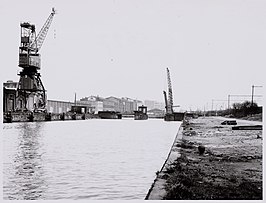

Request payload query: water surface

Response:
[3,118,181,200]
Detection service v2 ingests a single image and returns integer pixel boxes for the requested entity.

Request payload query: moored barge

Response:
[134,105,148,120]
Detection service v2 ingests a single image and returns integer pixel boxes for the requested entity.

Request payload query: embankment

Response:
[145,116,263,200]
[3,112,99,123]
[145,121,184,199]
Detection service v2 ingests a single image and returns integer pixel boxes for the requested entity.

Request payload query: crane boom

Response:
[163,68,183,121]
[166,68,173,113]
[30,8,56,52]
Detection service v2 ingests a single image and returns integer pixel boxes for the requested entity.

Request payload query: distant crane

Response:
[163,68,183,121]
[163,67,174,114]
[16,8,56,112]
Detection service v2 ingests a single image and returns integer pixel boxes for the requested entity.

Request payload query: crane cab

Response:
[19,22,41,70]
[19,53,41,70]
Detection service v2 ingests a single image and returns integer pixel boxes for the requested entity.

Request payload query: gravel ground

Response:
[147,116,263,200]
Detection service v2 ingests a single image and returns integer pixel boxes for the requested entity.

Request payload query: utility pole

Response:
[74,92,77,106]
[228,95,230,109]
[251,85,262,106]
[228,94,262,108]
[251,85,254,106]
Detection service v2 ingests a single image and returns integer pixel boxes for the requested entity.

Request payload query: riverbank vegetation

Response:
[195,101,262,121]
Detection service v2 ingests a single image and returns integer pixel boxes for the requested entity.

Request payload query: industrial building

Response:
[144,100,165,111]
[46,100,95,114]
[3,79,151,115]
[3,81,144,115]
[80,96,143,114]
[3,81,18,112]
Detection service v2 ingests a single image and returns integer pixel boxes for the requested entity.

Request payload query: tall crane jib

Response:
[163,68,184,121]
[16,8,56,112]
[166,67,174,114]
[163,68,174,114]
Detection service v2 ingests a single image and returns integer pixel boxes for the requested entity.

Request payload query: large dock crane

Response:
[163,68,184,121]
[16,8,56,112]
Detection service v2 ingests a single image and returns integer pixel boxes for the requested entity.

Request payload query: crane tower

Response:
[164,67,174,114]
[163,68,184,121]
[16,8,56,112]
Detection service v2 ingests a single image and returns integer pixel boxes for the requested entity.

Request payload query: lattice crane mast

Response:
[17,8,56,112]
[30,8,56,53]
[163,68,174,114]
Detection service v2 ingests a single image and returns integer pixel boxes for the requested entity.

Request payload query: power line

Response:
[227,94,263,109]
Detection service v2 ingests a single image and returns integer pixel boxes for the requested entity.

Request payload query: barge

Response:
[134,105,148,120]
[97,111,122,119]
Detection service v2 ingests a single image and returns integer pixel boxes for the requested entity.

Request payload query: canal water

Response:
[3,118,181,200]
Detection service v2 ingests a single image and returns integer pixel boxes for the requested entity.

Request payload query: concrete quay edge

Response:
[145,122,184,200]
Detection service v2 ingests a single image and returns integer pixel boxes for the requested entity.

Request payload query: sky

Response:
[0,0,265,111]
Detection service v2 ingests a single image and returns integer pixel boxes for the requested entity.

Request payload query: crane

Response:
[164,68,180,113]
[163,68,182,121]
[164,68,174,114]
[16,8,56,112]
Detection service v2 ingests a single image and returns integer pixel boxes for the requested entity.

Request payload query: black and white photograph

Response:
[1,0,264,201]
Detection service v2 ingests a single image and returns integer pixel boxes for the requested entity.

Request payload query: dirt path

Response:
[146,116,263,200]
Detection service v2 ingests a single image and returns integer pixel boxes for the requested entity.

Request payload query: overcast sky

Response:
[0,0,265,111]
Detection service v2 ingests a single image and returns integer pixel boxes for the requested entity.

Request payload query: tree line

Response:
[195,101,262,118]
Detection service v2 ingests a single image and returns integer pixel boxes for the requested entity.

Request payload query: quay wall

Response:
[145,121,184,200]
[3,112,99,123]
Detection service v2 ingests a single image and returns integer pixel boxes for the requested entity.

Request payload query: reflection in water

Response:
[4,119,180,200]
[5,122,47,200]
